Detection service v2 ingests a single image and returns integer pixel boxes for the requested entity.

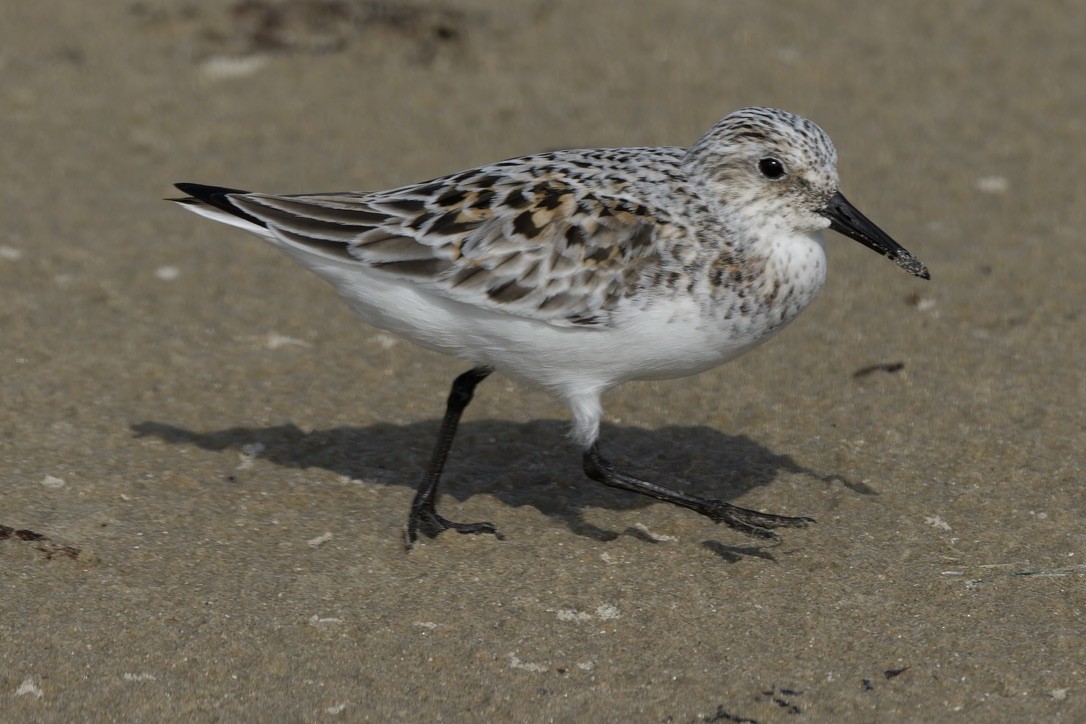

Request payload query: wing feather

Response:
[194,154,675,328]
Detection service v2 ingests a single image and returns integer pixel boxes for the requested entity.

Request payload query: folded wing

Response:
[176,158,668,328]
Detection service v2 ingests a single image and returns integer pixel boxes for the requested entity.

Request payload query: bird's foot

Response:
[405,506,503,548]
[583,442,815,541]
[701,499,815,539]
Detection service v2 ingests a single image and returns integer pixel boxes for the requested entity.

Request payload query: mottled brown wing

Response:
[226,173,666,328]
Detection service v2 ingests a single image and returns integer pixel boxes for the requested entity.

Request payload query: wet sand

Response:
[2,1,1083,720]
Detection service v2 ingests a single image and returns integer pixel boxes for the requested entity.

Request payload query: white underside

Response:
[182,203,827,447]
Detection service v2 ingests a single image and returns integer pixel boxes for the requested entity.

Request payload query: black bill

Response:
[822,191,930,280]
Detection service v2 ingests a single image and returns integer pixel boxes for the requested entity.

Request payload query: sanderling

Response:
[172,107,928,546]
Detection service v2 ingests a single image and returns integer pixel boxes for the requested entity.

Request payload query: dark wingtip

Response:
[174,182,252,201]
[170,182,265,227]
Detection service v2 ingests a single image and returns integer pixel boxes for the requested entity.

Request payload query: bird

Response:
[171,106,929,547]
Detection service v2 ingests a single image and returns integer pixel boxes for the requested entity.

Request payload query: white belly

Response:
[276,230,828,401]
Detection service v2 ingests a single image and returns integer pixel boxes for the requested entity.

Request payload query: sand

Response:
[2,1,1083,720]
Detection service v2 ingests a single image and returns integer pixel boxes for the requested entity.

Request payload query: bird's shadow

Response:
[131,419,871,559]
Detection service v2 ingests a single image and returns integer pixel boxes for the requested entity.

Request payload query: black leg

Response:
[582,442,814,539]
[406,366,502,546]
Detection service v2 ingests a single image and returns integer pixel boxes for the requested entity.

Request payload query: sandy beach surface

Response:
[2,1,1083,720]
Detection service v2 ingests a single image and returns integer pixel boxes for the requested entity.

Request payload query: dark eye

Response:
[758,157,786,179]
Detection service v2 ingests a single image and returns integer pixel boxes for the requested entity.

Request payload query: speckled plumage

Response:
[173,107,928,544]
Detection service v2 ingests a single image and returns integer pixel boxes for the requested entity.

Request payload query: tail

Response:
[170,182,268,233]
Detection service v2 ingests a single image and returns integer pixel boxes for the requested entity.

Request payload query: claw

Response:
[405,506,503,549]
[705,499,815,536]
